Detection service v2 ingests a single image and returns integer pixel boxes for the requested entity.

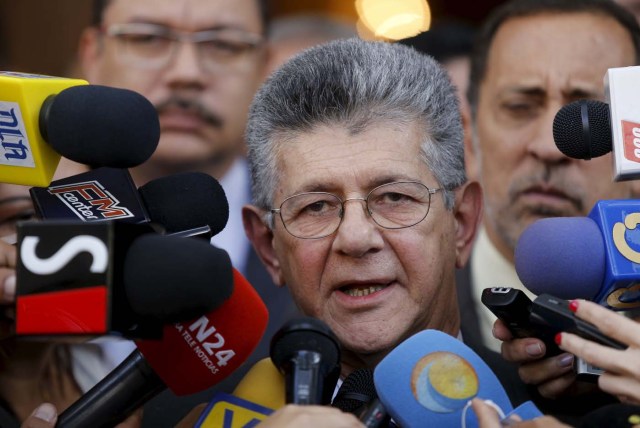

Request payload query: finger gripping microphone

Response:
[57,269,268,428]
[553,99,611,160]
[515,199,640,310]
[270,317,341,405]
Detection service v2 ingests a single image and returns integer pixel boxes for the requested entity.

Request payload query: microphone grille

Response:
[332,368,376,414]
[270,317,341,370]
[553,99,611,159]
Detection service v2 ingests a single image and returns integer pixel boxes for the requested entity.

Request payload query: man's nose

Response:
[164,41,208,86]
[332,199,384,257]
[527,105,571,164]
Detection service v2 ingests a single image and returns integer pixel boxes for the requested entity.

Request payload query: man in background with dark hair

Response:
[460,0,640,420]
[76,1,299,426]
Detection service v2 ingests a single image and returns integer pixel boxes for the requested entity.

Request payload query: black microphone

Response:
[16,222,233,338]
[332,368,376,415]
[270,317,341,405]
[552,99,611,160]
[30,169,229,237]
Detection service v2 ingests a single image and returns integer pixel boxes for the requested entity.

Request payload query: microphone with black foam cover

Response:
[553,99,612,160]
[57,269,268,428]
[270,317,341,405]
[374,330,542,428]
[0,72,159,187]
[137,171,229,236]
[30,169,229,239]
[16,221,232,338]
[515,199,640,310]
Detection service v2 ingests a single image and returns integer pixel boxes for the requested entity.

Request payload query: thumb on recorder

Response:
[555,299,640,406]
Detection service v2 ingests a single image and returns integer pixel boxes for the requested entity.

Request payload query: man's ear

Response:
[77,27,102,82]
[242,205,285,286]
[453,180,483,269]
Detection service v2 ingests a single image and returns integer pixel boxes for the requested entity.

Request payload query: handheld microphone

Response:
[332,369,377,415]
[373,330,541,428]
[0,72,159,186]
[57,269,268,428]
[515,199,640,310]
[30,169,229,237]
[232,357,285,410]
[270,317,341,405]
[196,358,285,427]
[552,66,640,182]
[15,221,233,338]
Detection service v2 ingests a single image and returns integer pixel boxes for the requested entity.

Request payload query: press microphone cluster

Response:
[57,269,269,428]
[0,72,159,186]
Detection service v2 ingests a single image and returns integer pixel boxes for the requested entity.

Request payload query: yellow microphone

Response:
[0,71,87,186]
[195,358,285,427]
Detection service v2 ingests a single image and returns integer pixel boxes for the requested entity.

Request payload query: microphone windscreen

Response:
[515,217,605,299]
[46,85,159,167]
[270,317,341,371]
[374,330,514,428]
[135,269,268,396]
[332,368,376,414]
[123,234,234,322]
[553,99,611,159]
[138,172,229,235]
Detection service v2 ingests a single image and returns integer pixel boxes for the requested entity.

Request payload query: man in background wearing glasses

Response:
[76,0,300,426]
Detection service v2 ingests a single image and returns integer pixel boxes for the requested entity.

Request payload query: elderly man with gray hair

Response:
[240,37,531,426]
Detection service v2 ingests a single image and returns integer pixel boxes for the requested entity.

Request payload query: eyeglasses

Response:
[103,23,264,73]
[270,181,442,239]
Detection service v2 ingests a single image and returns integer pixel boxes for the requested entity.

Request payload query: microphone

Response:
[270,317,341,405]
[553,99,611,160]
[552,66,640,181]
[332,369,390,428]
[514,199,640,310]
[196,358,284,427]
[0,72,159,186]
[30,169,229,237]
[332,369,377,415]
[15,221,233,338]
[373,330,542,428]
[232,357,285,410]
[57,269,268,428]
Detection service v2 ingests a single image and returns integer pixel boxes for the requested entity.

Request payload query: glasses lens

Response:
[109,24,174,68]
[367,182,432,229]
[280,193,342,238]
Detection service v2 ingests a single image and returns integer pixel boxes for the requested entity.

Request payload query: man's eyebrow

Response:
[123,18,253,33]
[291,174,425,194]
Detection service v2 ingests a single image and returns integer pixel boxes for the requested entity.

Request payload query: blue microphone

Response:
[374,330,541,428]
[515,199,640,310]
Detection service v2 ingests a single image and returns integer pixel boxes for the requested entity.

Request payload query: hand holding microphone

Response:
[556,299,640,405]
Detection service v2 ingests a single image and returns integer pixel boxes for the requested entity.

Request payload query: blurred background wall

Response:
[0,0,506,76]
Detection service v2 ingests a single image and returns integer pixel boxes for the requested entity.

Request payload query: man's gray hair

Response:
[246,38,466,213]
